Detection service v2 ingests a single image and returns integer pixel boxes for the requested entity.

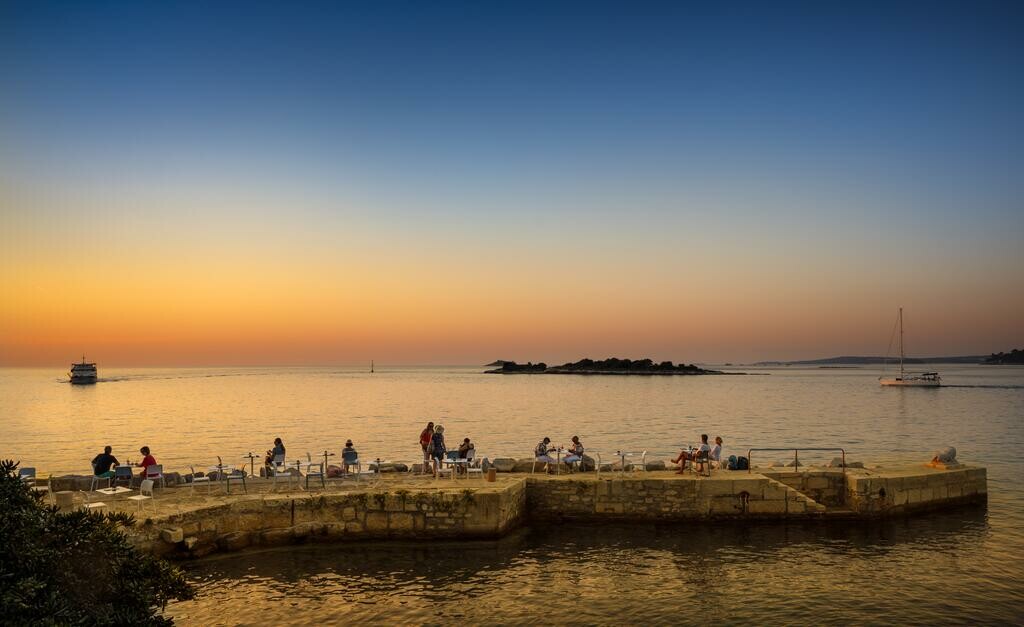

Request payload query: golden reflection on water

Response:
[166,512,1014,625]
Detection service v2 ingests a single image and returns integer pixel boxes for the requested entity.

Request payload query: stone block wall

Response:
[134,481,527,559]
[525,475,819,520]
[761,469,847,507]
[846,466,987,515]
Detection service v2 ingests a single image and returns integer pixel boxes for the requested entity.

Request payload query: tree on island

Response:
[491,357,710,374]
[0,460,194,624]
[983,349,1024,365]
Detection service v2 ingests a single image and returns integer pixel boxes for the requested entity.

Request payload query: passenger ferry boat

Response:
[70,357,98,384]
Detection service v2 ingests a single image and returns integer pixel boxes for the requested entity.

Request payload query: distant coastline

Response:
[753,355,986,366]
[485,357,731,375]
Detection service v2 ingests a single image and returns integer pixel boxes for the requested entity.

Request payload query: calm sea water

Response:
[3,365,1023,623]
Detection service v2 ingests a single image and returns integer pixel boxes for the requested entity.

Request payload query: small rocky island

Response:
[485,357,726,375]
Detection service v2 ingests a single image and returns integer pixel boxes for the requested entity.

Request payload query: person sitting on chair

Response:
[672,434,711,474]
[709,436,724,468]
[341,440,358,474]
[91,445,120,479]
[563,436,584,467]
[457,438,475,475]
[692,434,712,472]
[535,437,557,473]
[264,437,285,469]
[135,446,157,478]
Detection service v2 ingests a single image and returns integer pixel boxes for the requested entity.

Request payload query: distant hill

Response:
[983,349,1024,365]
[754,355,986,366]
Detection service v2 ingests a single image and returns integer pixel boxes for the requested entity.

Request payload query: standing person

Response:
[419,422,435,474]
[91,445,120,479]
[264,437,285,469]
[430,425,447,475]
[135,446,157,478]
[563,436,584,467]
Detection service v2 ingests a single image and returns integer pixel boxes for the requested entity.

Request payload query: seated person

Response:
[535,437,557,472]
[135,446,157,477]
[709,436,724,468]
[563,436,584,466]
[264,437,286,468]
[91,445,120,479]
[672,434,711,474]
[693,434,712,471]
[456,438,475,474]
[341,440,358,473]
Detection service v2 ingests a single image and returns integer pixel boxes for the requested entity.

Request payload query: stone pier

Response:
[59,464,985,560]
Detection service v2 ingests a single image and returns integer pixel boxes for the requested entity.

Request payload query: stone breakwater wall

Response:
[127,466,985,559]
[133,483,526,560]
[846,466,987,514]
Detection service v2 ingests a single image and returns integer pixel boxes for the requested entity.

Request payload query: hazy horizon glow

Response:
[2,1,1023,367]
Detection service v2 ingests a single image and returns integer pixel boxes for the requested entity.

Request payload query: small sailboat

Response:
[879,308,940,387]
[70,356,98,384]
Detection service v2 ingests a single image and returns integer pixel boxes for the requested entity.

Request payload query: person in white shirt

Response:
[709,436,724,468]
[563,436,584,466]
[694,434,712,472]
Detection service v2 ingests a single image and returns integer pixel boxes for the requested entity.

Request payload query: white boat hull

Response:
[879,377,940,387]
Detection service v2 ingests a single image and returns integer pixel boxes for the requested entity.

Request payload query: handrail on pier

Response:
[746,447,845,474]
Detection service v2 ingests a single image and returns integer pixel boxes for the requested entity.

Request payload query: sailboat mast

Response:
[898,307,904,378]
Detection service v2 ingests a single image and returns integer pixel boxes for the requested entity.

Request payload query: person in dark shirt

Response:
[264,437,286,468]
[91,445,120,478]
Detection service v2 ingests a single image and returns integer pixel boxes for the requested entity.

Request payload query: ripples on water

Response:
[170,512,1017,625]
[2,365,1022,623]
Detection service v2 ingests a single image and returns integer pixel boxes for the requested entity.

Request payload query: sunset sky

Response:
[2,1,1022,366]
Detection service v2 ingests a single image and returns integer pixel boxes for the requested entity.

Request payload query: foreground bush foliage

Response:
[0,459,194,625]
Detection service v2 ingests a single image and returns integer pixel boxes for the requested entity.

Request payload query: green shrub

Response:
[0,460,195,625]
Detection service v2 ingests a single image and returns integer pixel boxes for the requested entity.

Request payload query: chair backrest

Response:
[465,448,476,461]
[146,464,163,478]
[19,467,36,480]
[140,479,154,496]
[342,450,358,464]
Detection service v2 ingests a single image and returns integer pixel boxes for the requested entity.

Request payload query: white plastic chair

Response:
[145,464,165,489]
[270,454,298,490]
[189,465,212,495]
[629,451,648,472]
[128,479,154,512]
[81,491,107,513]
[89,463,112,491]
[305,452,326,490]
[465,449,484,479]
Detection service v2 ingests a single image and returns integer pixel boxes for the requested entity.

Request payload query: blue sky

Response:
[2,1,1022,364]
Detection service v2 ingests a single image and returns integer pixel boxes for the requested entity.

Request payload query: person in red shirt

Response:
[419,422,434,474]
[135,446,157,477]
